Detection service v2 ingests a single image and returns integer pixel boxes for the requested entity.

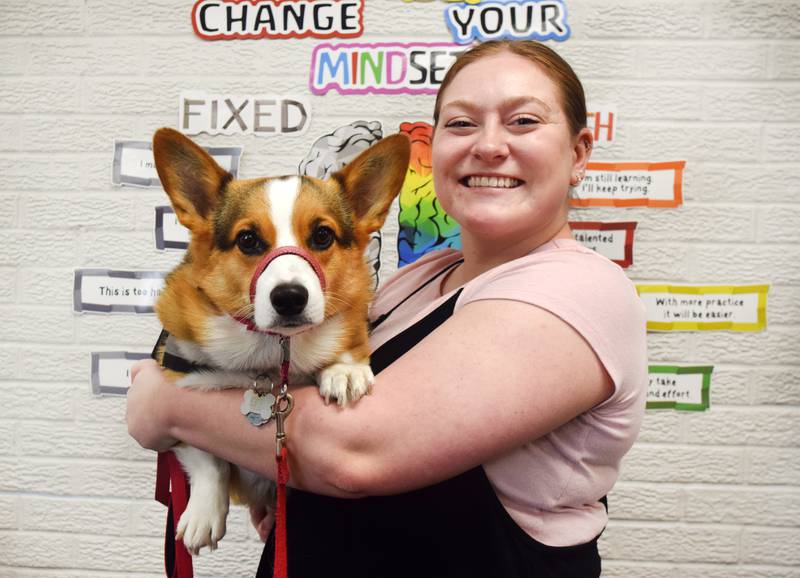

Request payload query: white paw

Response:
[176,491,229,555]
[318,362,374,406]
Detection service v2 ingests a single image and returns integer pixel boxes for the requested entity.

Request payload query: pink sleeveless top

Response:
[368,239,648,546]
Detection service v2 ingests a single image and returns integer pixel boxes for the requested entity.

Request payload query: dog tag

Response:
[241,389,276,427]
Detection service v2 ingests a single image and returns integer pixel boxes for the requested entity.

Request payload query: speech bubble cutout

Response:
[74,269,167,314]
[647,365,712,411]
[572,161,685,208]
[91,351,151,396]
[112,140,242,188]
[569,221,636,268]
[636,284,769,332]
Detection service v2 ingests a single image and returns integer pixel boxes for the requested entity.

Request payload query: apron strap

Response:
[369,258,463,332]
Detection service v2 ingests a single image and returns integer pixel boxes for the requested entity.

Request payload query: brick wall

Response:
[1,1,798,576]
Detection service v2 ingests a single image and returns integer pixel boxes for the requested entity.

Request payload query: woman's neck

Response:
[442,221,573,294]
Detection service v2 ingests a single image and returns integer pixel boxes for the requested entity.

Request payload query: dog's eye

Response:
[235,230,266,255]
[310,226,335,250]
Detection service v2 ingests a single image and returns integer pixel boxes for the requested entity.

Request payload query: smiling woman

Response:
[127,40,648,578]
[432,52,589,256]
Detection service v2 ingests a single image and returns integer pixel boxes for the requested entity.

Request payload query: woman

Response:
[128,40,647,577]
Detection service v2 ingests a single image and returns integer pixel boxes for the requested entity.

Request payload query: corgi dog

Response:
[151,128,410,554]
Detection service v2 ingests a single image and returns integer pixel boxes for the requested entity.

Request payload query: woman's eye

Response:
[310,226,335,250]
[235,230,266,256]
[444,119,474,129]
[512,116,539,126]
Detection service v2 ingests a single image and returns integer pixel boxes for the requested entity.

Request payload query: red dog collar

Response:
[234,246,326,334]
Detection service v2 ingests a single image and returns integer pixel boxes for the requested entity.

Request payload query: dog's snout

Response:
[270,283,309,317]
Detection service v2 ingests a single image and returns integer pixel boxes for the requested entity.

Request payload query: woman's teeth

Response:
[466,176,522,188]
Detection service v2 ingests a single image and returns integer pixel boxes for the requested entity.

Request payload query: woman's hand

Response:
[126,359,179,451]
[249,504,275,542]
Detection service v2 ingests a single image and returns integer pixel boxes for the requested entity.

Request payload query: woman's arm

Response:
[127,298,612,497]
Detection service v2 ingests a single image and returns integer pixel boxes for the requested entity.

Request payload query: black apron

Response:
[257,279,603,578]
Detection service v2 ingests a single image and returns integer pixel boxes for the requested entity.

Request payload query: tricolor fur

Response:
[151,127,410,554]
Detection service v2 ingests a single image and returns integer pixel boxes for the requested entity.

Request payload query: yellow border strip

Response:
[636,284,769,332]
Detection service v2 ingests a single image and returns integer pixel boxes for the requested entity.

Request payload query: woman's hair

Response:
[433,40,587,136]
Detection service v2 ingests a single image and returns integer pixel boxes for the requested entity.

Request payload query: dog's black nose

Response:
[270,283,309,317]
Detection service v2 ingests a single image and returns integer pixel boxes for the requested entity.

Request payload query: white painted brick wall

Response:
[1,1,798,576]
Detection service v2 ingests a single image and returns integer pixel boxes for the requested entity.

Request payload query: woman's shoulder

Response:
[462,239,640,310]
[456,238,647,354]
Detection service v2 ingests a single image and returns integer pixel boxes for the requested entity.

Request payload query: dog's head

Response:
[153,128,410,337]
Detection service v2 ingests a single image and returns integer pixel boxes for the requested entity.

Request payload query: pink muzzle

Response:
[234,246,326,334]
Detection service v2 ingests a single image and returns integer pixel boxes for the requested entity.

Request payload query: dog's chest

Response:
[170,313,347,388]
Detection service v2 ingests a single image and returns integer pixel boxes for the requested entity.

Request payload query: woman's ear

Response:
[570,128,594,186]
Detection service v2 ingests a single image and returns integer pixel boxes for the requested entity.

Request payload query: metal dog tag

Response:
[241,389,276,427]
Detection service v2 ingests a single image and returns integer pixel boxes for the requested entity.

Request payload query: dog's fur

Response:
[151,128,410,554]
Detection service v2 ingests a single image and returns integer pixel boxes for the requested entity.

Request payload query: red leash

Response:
[273,340,294,578]
[155,451,193,578]
[154,355,294,578]
[274,446,290,578]
[239,247,314,575]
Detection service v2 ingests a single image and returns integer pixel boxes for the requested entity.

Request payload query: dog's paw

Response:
[318,362,374,406]
[176,491,229,555]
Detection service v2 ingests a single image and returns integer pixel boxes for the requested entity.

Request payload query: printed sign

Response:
[192,0,365,40]
[180,92,310,136]
[636,284,769,332]
[91,351,151,396]
[74,270,167,314]
[444,0,570,44]
[155,206,190,251]
[310,42,464,95]
[647,365,712,411]
[586,107,616,149]
[112,140,242,188]
[397,121,461,267]
[572,161,685,208]
[570,221,636,268]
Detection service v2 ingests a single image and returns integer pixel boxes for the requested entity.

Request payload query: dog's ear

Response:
[152,128,231,233]
[335,133,411,236]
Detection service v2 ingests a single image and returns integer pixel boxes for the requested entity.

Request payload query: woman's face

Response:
[432,51,587,246]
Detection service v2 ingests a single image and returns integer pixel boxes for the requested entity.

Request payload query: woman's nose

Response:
[470,126,510,161]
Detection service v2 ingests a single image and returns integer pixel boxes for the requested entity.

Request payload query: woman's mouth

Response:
[460,175,524,188]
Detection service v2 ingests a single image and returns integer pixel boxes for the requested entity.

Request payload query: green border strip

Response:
[646,365,713,411]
